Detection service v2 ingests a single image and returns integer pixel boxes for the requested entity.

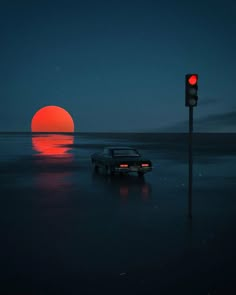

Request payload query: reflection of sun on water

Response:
[34,154,74,208]
[32,134,74,155]
[31,105,75,155]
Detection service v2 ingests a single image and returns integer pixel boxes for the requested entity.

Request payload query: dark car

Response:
[91,146,152,176]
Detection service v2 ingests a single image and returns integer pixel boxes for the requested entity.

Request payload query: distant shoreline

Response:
[0,131,236,135]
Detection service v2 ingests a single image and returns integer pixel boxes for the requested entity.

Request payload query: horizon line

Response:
[0,131,236,134]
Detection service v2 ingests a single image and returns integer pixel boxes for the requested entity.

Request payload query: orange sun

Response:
[31,105,74,132]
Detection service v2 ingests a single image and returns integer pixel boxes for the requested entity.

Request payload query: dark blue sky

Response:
[0,0,235,132]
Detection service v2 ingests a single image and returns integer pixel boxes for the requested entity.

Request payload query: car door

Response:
[102,148,112,166]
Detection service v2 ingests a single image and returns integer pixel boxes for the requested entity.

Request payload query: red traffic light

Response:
[188,75,198,85]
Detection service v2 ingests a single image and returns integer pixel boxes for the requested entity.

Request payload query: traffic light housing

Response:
[185,74,198,107]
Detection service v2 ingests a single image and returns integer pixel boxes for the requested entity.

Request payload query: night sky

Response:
[0,0,235,132]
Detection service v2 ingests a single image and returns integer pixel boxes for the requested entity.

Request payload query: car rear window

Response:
[112,149,140,157]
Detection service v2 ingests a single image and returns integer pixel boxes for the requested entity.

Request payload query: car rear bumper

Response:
[114,167,152,173]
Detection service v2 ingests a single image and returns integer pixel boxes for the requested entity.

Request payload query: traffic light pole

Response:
[188,106,193,219]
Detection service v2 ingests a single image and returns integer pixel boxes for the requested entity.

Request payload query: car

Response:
[91,146,152,176]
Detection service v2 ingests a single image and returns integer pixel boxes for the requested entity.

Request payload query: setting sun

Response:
[31,105,74,132]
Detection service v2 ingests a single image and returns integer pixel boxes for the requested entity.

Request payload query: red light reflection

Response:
[141,184,150,200]
[32,134,74,155]
[119,183,150,200]
[120,186,129,197]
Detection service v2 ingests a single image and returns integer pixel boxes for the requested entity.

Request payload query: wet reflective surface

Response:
[32,134,74,155]
[0,133,236,294]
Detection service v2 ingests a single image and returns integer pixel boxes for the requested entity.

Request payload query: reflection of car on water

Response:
[92,172,152,199]
[91,146,152,177]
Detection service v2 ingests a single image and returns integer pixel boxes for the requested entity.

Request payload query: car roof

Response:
[104,146,136,150]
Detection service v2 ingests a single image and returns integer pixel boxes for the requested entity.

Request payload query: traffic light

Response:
[185,74,198,107]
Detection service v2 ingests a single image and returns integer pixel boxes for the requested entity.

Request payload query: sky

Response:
[0,0,235,132]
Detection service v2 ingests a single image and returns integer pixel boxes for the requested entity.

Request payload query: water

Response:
[0,132,236,294]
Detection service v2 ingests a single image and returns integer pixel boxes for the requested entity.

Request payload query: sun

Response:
[31,105,74,132]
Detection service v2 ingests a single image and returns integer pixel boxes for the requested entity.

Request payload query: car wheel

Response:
[92,162,99,173]
[106,166,114,176]
[138,171,144,177]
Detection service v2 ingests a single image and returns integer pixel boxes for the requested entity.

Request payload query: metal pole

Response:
[188,106,193,219]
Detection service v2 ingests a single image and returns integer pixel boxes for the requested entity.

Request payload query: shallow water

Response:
[0,132,236,294]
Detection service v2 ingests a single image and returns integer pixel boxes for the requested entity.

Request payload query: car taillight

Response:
[120,164,128,168]
[141,163,149,167]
